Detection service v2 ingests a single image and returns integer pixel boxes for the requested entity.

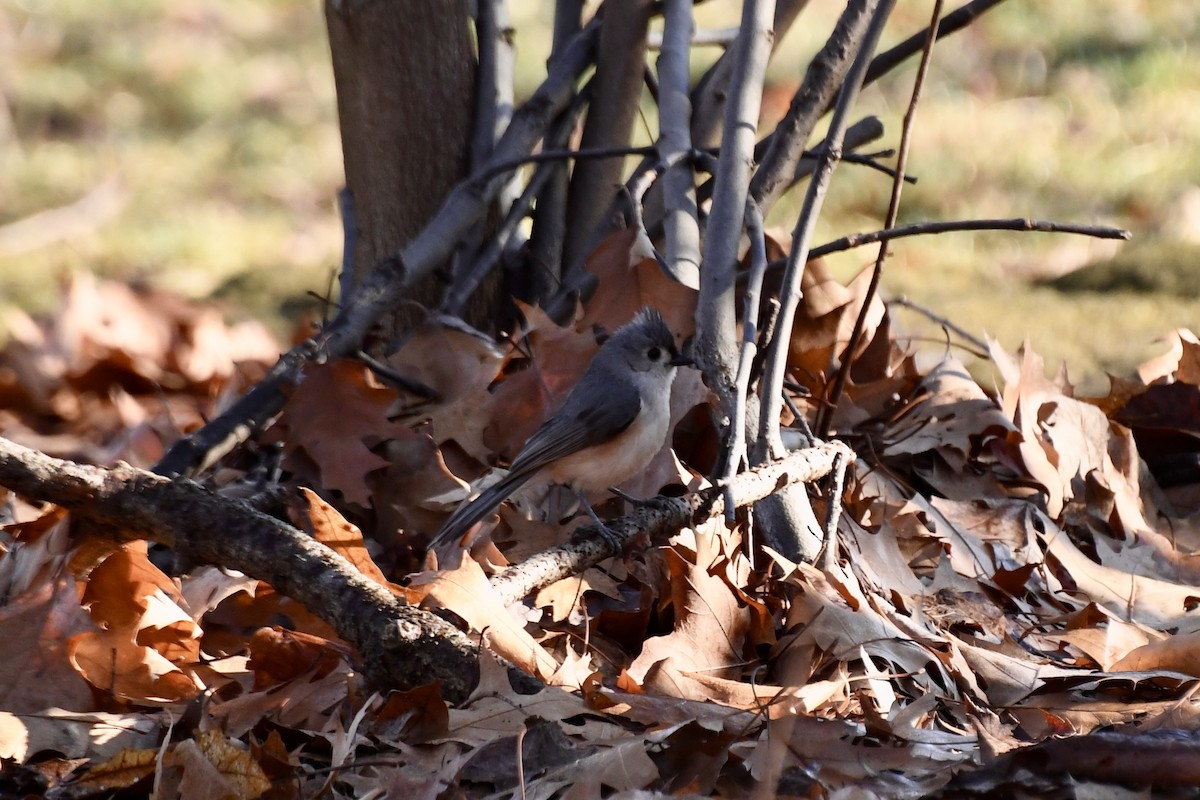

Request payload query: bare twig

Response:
[696,0,777,432]
[656,0,702,291]
[755,0,893,462]
[690,0,811,148]
[561,0,654,279]
[443,95,591,315]
[441,167,552,317]
[471,0,517,193]
[449,0,520,293]
[818,0,943,438]
[648,25,740,49]
[154,15,603,478]
[489,440,855,605]
[888,295,988,352]
[725,200,770,542]
[861,0,1009,91]
[750,0,877,214]
[749,0,894,563]
[696,116,902,207]
[791,116,887,183]
[475,144,662,185]
[525,0,586,305]
[818,449,849,572]
[816,217,1131,259]
[356,349,440,400]
[749,218,1133,288]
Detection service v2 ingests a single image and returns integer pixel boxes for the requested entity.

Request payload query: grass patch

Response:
[1,1,1197,384]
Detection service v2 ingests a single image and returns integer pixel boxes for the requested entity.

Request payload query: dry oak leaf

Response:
[208,650,361,739]
[787,260,885,391]
[1050,605,1152,671]
[161,729,270,800]
[579,226,698,341]
[289,487,389,586]
[276,359,411,506]
[627,534,753,692]
[438,656,621,749]
[0,569,96,716]
[412,557,559,683]
[0,708,160,763]
[52,272,278,391]
[368,430,472,546]
[62,746,158,796]
[1138,328,1200,385]
[881,356,1016,469]
[481,302,599,462]
[68,543,204,703]
[383,309,504,462]
[1111,630,1200,677]
[247,627,350,690]
[992,340,1083,517]
[1044,527,1200,633]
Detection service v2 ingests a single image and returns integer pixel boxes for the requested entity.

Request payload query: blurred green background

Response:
[2,1,1197,392]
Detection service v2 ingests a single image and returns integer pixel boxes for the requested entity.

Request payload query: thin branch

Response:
[804,217,1132,261]
[755,0,893,463]
[818,449,849,573]
[489,440,856,605]
[696,116,902,207]
[561,0,654,279]
[474,144,661,185]
[471,0,517,182]
[750,0,877,214]
[648,25,740,48]
[888,295,989,352]
[356,349,440,400]
[524,0,586,306]
[725,200,770,541]
[154,14,603,478]
[450,0,520,290]
[656,0,702,291]
[689,0,810,148]
[861,0,1009,91]
[695,0,777,434]
[442,167,552,317]
[818,0,944,438]
[443,94,591,315]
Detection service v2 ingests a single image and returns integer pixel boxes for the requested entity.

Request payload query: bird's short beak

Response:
[670,352,694,367]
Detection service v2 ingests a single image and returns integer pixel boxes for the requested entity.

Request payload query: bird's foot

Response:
[576,493,626,553]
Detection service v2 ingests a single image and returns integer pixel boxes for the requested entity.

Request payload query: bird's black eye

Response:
[647,346,662,361]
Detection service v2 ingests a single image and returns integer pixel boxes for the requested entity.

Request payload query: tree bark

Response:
[325,0,489,330]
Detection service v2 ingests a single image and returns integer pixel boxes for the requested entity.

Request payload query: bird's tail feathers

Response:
[429,469,533,551]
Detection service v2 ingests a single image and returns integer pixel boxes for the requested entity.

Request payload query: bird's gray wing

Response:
[430,376,641,550]
[508,376,642,476]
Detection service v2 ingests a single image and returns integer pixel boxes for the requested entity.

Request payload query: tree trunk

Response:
[325,0,490,333]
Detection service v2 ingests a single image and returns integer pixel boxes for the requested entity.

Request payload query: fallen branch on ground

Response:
[490,440,855,604]
[0,435,488,703]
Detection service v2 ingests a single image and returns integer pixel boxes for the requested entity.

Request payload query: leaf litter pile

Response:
[6,245,1200,798]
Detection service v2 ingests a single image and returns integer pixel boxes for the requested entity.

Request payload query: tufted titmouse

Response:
[430,307,691,551]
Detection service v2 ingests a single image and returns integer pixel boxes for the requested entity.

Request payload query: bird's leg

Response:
[607,486,656,508]
[576,492,625,551]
